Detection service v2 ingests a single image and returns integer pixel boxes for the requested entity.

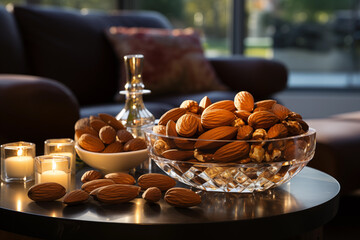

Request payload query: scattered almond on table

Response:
[26,170,202,208]
[75,113,146,153]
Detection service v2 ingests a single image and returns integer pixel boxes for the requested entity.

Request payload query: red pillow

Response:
[105,27,228,96]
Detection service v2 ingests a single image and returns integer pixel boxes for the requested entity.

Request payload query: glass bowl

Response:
[144,128,316,193]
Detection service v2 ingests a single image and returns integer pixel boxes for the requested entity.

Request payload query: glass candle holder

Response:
[1,141,35,183]
[35,155,71,191]
[44,138,75,174]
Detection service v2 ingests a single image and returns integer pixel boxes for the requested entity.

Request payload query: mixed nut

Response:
[75,113,147,153]
[27,170,202,208]
[150,91,312,164]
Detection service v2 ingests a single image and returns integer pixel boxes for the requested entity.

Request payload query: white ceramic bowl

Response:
[75,143,149,173]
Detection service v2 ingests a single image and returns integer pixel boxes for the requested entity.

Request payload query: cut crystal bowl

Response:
[144,128,316,193]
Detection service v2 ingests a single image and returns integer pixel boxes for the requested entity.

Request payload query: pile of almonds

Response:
[151,91,311,164]
[75,113,146,153]
[27,170,201,208]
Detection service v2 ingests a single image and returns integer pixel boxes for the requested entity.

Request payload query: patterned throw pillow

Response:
[105,27,228,96]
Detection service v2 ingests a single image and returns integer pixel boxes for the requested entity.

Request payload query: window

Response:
[244,0,360,88]
[134,0,232,57]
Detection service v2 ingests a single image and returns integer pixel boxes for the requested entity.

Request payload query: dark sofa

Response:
[0,5,288,153]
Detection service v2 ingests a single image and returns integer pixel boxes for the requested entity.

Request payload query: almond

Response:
[164,120,177,148]
[123,138,147,151]
[63,189,89,205]
[104,172,136,185]
[253,107,271,112]
[234,110,252,122]
[98,113,125,131]
[81,179,115,193]
[203,100,236,113]
[152,125,167,135]
[97,184,141,204]
[272,103,291,121]
[138,173,176,191]
[75,126,98,141]
[158,108,187,126]
[28,182,66,202]
[268,123,288,139]
[81,170,103,183]
[164,187,201,208]
[142,187,162,203]
[248,111,279,129]
[195,126,237,150]
[255,99,277,109]
[116,129,134,143]
[180,100,199,114]
[99,125,116,144]
[237,125,254,140]
[162,149,194,161]
[166,120,178,137]
[89,185,108,200]
[288,111,303,120]
[176,113,199,137]
[199,96,211,109]
[89,115,100,121]
[234,91,254,112]
[90,118,107,132]
[78,134,105,152]
[174,138,195,150]
[74,117,90,131]
[102,141,124,153]
[201,109,235,129]
[213,141,250,162]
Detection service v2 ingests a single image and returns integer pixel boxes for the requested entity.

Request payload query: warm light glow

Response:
[16,198,22,211]
[52,160,56,171]
[56,144,63,151]
[17,147,23,156]
[134,199,141,224]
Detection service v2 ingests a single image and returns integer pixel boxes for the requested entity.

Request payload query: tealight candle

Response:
[1,142,35,183]
[44,139,75,174]
[35,155,70,190]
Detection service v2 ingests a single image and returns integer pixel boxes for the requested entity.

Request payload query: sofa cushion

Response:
[106,27,227,96]
[13,6,172,106]
[0,6,28,74]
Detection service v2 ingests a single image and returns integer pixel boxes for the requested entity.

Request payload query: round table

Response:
[0,166,340,240]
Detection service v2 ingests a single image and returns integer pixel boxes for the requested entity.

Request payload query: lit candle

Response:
[5,148,34,179]
[40,160,69,190]
[44,139,75,174]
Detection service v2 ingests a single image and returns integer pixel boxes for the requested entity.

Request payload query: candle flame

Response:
[56,144,62,151]
[52,160,56,171]
[17,147,23,156]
